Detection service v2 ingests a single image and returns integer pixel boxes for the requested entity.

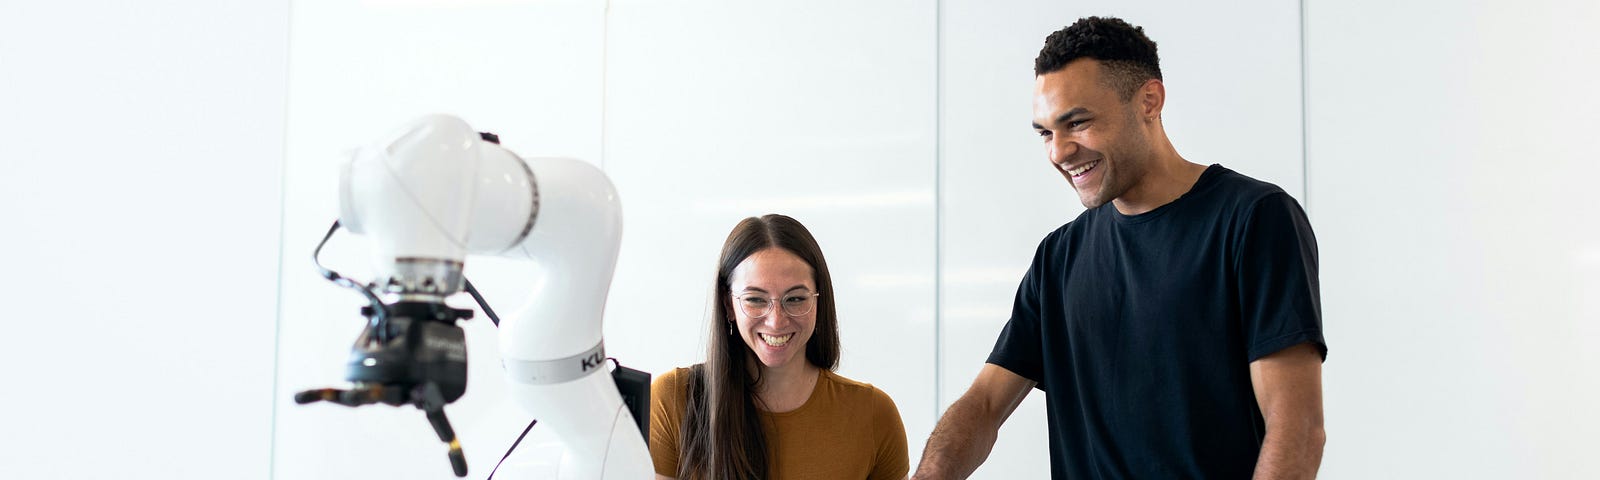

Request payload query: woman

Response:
[650,214,909,480]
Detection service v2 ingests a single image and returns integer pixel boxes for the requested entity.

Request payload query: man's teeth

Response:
[1069,161,1099,176]
[758,333,794,346]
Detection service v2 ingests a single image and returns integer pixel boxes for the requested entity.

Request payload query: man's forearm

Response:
[1251,423,1325,480]
[912,395,1001,480]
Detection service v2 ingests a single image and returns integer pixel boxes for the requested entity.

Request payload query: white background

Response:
[0,1,287,478]
[1306,1,1600,478]
[1,0,1596,479]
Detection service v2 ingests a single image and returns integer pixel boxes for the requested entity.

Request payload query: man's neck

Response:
[1111,148,1206,216]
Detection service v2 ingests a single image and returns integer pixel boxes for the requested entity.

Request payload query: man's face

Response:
[1032,59,1154,209]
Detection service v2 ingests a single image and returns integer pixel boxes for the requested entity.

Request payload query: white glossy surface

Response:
[499,154,624,361]
[1306,1,1600,478]
[339,115,485,266]
[601,0,940,465]
[508,371,652,480]
[938,2,1304,477]
[273,1,607,478]
[0,1,286,478]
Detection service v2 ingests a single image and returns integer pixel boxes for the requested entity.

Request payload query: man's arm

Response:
[1249,342,1326,480]
[912,364,1036,480]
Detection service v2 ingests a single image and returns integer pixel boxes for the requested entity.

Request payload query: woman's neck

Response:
[752,360,821,413]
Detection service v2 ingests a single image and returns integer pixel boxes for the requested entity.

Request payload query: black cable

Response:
[486,419,538,480]
[312,220,389,338]
[463,278,502,327]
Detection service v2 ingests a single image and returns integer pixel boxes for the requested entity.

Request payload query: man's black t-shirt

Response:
[987,164,1325,479]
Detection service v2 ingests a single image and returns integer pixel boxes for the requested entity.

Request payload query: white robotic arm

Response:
[301,114,651,479]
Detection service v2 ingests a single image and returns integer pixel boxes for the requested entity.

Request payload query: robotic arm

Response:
[296,114,652,479]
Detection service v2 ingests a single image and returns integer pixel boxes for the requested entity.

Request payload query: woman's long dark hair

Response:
[677,214,840,480]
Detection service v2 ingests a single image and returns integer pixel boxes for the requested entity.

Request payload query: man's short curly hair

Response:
[1034,16,1162,102]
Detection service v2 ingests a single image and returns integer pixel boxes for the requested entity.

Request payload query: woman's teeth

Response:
[758,333,794,346]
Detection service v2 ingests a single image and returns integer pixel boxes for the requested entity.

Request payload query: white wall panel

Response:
[0,1,287,478]
[272,1,606,478]
[938,2,1304,477]
[602,0,940,466]
[1306,1,1600,478]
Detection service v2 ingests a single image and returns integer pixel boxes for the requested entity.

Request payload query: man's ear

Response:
[1138,78,1166,122]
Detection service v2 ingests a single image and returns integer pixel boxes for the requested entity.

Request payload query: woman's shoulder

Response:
[819,370,906,442]
[651,365,700,402]
[654,366,694,384]
[821,370,898,409]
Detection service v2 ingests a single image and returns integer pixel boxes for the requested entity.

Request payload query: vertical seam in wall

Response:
[268,1,296,478]
[1299,0,1310,212]
[600,0,611,172]
[932,0,945,425]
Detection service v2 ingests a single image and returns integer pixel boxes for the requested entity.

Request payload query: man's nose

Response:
[1050,137,1079,165]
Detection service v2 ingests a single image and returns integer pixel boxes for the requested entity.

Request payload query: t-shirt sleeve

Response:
[986,232,1055,386]
[866,387,910,480]
[1236,192,1327,362]
[649,368,684,477]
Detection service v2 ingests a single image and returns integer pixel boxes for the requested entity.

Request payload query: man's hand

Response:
[1249,342,1326,480]
[911,364,1035,480]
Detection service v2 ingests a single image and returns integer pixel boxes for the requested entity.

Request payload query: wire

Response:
[486,418,538,480]
[312,220,389,339]
[313,219,503,334]
[463,278,502,327]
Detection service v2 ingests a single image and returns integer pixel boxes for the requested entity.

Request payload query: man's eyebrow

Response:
[1033,107,1088,130]
[1056,107,1090,125]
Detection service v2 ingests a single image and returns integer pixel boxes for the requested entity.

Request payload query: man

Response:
[914,17,1326,479]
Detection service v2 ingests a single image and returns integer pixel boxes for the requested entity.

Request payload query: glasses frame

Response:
[731,290,822,318]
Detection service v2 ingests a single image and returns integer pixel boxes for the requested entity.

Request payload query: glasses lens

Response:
[739,295,772,318]
[780,292,816,316]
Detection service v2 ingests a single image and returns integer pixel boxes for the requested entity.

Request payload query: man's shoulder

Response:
[1201,165,1294,208]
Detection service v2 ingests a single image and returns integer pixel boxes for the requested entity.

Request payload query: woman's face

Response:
[727,248,818,372]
